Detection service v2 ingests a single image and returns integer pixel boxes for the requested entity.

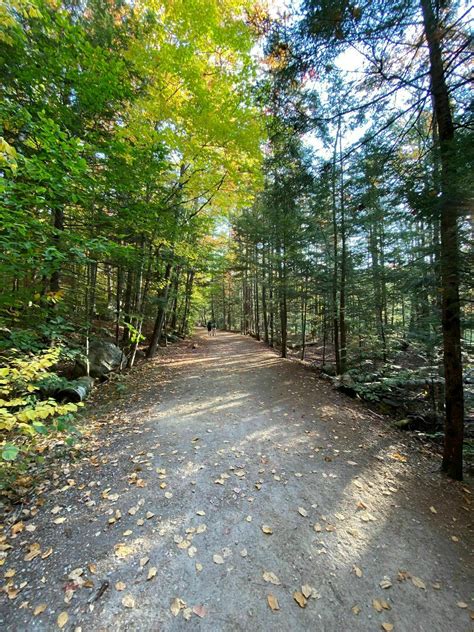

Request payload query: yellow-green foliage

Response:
[0,348,79,460]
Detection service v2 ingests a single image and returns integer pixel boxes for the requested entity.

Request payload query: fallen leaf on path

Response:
[380,576,392,589]
[381,624,394,631]
[122,594,135,608]
[313,523,322,532]
[240,548,248,557]
[373,599,383,612]
[33,603,47,616]
[261,525,273,535]
[293,591,307,608]
[193,605,207,618]
[115,582,126,591]
[352,605,361,615]
[164,492,173,499]
[390,452,407,462]
[301,584,313,599]
[53,517,66,525]
[24,543,41,562]
[114,543,134,559]
[170,597,186,616]
[41,547,53,560]
[140,556,149,567]
[196,510,205,516]
[457,601,468,608]
[352,565,363,578]
[195,563,203,572]
[263,571,280,585]
[298,507,308,517]
[411,576,426,590]
[147,567,157,580]
[430,506,437,514]
[213,554,224,564]
[267,594,280,611]
[57,612,68,628]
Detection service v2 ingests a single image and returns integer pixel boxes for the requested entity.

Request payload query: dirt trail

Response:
[1,330,473,631]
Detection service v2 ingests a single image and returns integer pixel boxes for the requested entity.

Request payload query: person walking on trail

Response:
[207,321,212,336]
[212,322,217,336]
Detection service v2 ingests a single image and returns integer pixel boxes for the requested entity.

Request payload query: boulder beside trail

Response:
[75,340,127,379]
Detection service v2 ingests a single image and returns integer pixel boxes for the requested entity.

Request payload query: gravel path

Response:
[1,330,473,631]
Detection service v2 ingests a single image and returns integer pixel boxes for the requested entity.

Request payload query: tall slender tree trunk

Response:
[338,130,347,372]
[115,266,123,346]
[50,208,64,292]
[278,246,287,358]
[122,269,134,343]
[262,250,269,345]
[332,137,340,373]
[420,0,464,479]
[147,262,173,359]
[180,269,194,335]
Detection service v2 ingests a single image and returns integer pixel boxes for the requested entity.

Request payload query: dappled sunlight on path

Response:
[1,330,472,631]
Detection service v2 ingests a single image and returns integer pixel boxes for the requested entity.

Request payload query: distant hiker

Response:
[207,321,212,336]
[212,322,217,336]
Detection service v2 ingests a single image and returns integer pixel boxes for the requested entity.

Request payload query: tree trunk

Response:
[420,0,464,480]
[50,208,64,293]
[147,262,173,359]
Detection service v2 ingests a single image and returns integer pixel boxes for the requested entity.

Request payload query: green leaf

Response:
[2,444,19,461]
[32,420,48,435]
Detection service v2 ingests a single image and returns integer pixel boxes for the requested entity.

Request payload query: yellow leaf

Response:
[122,594,135,608]
[170,597,185,616]
[147,567,157,580]
[381,624,394,631]
[373,599,383,612]
[261,525,273,534]
[115,543,134,559]
[57,612,68,628]
[262,571,280,585]
[411,576,426,590]
[293,591,307,608]
[34,603,47,616]
[115,582,126,591]
[267,593,279,611]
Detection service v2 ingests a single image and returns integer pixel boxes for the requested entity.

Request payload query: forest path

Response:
[2,330,473,631]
